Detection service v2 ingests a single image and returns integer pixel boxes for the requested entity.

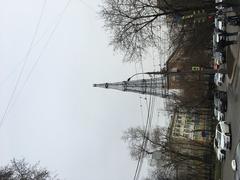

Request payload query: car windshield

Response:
[214,139,218,148]
[214,74,218,83]
[214,51,223,58]
[217,124,221,132]
[214,109,218,116]
[218,21,223,29]
[216,33,220,42]
[215,106,221,111]
[216,131,221,142]
[214,19,217,27]
[215,73,222,81]
[213,33,218,43]
[214,100,219,107]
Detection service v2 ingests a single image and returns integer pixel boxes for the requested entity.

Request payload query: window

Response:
[214,139,218,148]
[217,124,221,132]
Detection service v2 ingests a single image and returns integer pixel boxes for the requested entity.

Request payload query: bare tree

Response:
[0,158,59,180]
[122,126,212,163]
[144,166,175,180]
[122,125,215,179]
[100,0,214,62]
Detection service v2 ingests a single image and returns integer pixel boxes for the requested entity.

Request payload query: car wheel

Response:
[221,149,226,155]
[222,75,225,82]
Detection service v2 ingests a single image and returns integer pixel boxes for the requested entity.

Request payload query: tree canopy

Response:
[100,0,214,61]
[0,159,59,180]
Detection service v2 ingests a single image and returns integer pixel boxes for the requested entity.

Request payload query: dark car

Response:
[215,0,239,10]
[214,92,227,112]
[214,90,227,100]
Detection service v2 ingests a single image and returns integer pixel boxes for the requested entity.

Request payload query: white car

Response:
[214,16,226,31]
[214,29,226,42]
[214,108,225,121]
[214,73,225,86]
[214,140,226,161]
[214,51,226,65]
[232,143,240,179]
[214,121,231,161]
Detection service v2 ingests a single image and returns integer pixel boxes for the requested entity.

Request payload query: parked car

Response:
[227,15,240,26]
[212,30,226,54]
[214,93,227,121]
[215,0,237,10]
[232,143,240,179]
[214,137,226,161]
[214,15,226,31]
[214,108,225,121]
[214,29,226,42]
[216,7,240,26]
[214,90,227,100]
[214,93,227,111]
[214,73,225,86]
[213,51,226,66]
[208,75,215,91]
[213,63,220,70]
[214,121,231,161]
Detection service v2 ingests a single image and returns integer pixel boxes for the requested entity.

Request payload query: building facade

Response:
[169,110,212,144]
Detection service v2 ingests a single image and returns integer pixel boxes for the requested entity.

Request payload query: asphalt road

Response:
[221,14,240,180]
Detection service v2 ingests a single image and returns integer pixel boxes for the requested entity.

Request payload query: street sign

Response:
[192,66,200,71]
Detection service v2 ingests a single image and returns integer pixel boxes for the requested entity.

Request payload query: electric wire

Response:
[21,0,71,86]
[0,2,72,89]
[133,92,155,180]
[132,74,158,180]
[131,50,154,180]
[134,62,145,128]
[0,0,48,129]
[12,0,72,109]
[133,96,152,180]
[78,0,96,13]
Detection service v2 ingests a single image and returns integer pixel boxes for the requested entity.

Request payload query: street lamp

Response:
[127,71,165,81]
[126,68,227,81]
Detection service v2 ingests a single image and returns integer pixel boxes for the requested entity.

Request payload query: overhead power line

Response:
[0,0,72,129]
[0,0,72,88]
[78,0,96,13]
[133,91,155,180]
[0,0,48,129]
[10,0,73,116]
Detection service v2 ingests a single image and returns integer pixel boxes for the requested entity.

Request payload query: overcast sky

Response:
[0,1,169,179]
